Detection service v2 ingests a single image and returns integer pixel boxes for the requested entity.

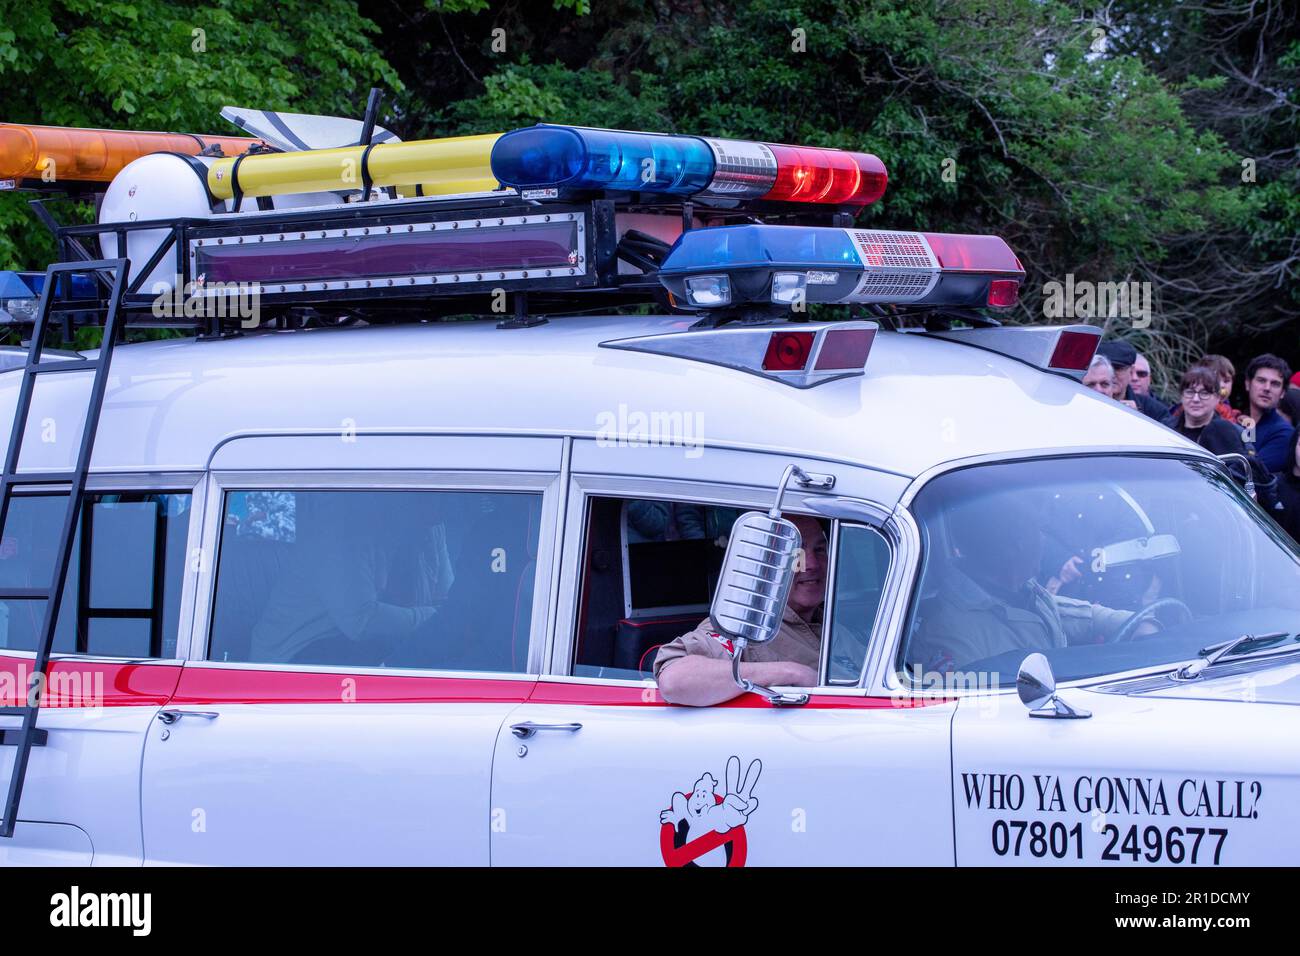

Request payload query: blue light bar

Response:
[658,225,863,273]
[491,125,714,194]
[657,225,1024,310]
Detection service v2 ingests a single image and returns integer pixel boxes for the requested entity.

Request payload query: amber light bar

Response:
[0,123,258,186]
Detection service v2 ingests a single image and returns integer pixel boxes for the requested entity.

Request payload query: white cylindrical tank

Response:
[99,152,217,294]
[99,153,349,294]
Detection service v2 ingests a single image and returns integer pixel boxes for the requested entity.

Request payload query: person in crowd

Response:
[1277,385,1300,427]
[1273,426,1300,545]
[1131,352,1155,398]
[1190,354,1243,423]
[1163,365,1280,509]
[1162,366,1249,457]
[1096,340,1168,420]
[1082,354,1117,396]
[1243,353,1293,472]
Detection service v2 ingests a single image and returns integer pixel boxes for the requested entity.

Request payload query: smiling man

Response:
[654,514,827,706]
[1244,354,1293,472]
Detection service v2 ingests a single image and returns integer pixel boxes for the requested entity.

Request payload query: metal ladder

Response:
[0,258,128,838]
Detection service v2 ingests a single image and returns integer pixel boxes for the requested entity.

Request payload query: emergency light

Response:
[490,125,888,206]
[189,211,589,294]
[602,320,878,388]
[656,225,1024,310]
[0,123,256,188]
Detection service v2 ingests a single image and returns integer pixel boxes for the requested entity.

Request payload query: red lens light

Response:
[1049,330,1100,371]
[763,145,887,206]
[987,279,1019,308]
[814,328,876,370]
[921,233,1023,273]
[763,331,815,371]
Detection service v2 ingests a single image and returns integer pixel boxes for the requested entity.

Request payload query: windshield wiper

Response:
[1172,632,1296,682]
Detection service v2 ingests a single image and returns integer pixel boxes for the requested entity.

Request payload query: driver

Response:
[909,494,1156,675]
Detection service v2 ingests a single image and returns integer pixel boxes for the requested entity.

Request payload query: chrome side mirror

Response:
[1016,653,1090,719]
[709,464,831,707]
[710,511,801,647]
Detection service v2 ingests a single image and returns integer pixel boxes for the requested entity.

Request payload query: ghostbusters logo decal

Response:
[659,756,762,867]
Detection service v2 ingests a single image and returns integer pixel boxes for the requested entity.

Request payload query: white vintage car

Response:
[0,118,1295,867]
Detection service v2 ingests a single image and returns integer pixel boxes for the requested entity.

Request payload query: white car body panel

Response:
[0,314,1293,867]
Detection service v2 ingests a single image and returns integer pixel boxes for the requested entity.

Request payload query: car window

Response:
[826,525,890,684]
[899,456,1300,688]
[208,489,542,672]
[0,491,192,657]
[574,495,843,683]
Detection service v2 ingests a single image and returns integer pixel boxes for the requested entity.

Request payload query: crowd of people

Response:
[1083,341,1300,545]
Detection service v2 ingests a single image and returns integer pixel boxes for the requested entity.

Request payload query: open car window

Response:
[573,495,889,686]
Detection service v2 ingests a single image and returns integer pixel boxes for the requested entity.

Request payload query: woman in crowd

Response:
[1162,365,1248,455]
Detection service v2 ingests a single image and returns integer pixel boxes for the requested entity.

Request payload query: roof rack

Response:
[2,112,1031,339]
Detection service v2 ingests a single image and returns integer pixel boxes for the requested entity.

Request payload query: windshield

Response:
[898,455,1300,688]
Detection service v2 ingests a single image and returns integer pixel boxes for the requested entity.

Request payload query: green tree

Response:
[0,0,403,269]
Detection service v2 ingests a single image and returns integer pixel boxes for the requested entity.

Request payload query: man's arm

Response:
[656,656,817,707]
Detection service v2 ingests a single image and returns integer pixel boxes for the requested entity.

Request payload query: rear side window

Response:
[0,492,193,657]
[208,489,541,673]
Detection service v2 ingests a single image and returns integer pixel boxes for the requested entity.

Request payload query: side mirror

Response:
[708,464,832,707]
[710,511,801,647]
[1016,653,1090,719]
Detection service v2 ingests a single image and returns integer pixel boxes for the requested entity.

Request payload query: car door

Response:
[0,483,197,865]
[138,435,561,865]
[489,458,955,866]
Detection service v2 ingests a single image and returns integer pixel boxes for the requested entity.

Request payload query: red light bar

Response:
[815,327,876,370]
[601,320,878,389]
[987,279,1019,308]
[921,233,1023,273]
[763,331,815,371]
[1048,330,1101,371]
[762,145,887,206]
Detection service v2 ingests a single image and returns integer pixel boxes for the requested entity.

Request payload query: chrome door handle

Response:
[157,709,219,725]
[510,721,582,739]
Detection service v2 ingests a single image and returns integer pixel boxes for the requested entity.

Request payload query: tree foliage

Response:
[0,0,401,267]
[1,0,1294,376]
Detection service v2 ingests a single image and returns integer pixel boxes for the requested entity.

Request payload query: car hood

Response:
[1112,659,1300,706]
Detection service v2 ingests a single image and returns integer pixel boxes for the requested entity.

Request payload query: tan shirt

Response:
[652,606,821,682]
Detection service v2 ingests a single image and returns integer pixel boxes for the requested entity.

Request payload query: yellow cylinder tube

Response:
[206,133,501,200]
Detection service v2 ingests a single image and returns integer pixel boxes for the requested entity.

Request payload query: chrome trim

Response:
[510,721,581,739]
[819,517,842,687]
[171,657,539,682]
[157,709,219,724]
[866,507,921,692]
[897,446,1218,509]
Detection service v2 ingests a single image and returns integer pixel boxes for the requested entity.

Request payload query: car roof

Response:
[0,313,1201,479]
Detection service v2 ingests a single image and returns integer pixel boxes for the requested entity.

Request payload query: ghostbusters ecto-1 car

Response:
[0,108,1297,866]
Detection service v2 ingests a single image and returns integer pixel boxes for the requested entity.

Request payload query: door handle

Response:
[157,709,220,725]
[510,721,582,739]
